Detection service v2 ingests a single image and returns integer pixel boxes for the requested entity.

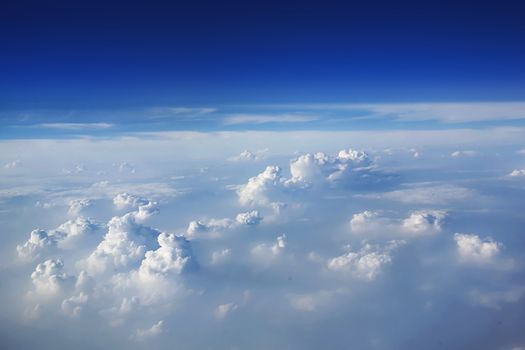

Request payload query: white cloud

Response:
[360,184,475,205]
[4,159,20,169]
[401,210,446,234]
[223,114,318,125]
[132,320,164,341]
[85,209,159,275]
[211,249,231,265]
[469,286,525,309]
[17,217,99,260]
[138,232,196,282]
[68,198,92,216]
[31,259,73,297]
[328,241,404,281]
[451,150,479,157]
[454,233,502,264]
[228,149,268,161]
[251,234,287,261]
[214,303,238,319]
[349,210,446,237]
[235,210,263,226]
[237,165,284,207]
[61,292,89,317]
[509,169,525,177]
[34,123,114,130]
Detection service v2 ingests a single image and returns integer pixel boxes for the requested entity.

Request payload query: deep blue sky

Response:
[1,0,525,111]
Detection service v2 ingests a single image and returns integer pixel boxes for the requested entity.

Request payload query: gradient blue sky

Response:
[1,0,525,137]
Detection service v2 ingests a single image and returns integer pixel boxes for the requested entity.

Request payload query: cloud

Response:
[33,123,114,130]
[251,234,287,262]
[30,259,73,297]
[401,210,446,234]
[228,149,268,161]
[327,241,404,281]
[61,292,89,317]
[211,248,231,265]
[349,210,446,237]
[360,184,475,205]
[224,114,318,125]
[68,198,93,216]
[85,209,160,275]
[451,150,479,157]
[469,286,525,309]
[509,169,525,177]
[132,320,164,341]
[454,233,502,264]
[17,217,100,260]
[4,160,20,169]
[214,303,238,319]
[138,232,196,282]
[235,210,263,226]
[237,165,284,207]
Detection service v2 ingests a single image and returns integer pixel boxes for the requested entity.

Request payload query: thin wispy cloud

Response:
[223,114,318,125]
[34,123,114,130]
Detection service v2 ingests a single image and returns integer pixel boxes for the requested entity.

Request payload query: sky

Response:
[1,1,525,349]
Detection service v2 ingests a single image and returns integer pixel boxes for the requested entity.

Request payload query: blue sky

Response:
[1,1,525,116]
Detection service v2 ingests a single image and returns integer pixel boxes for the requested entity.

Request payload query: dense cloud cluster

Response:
[1,137,525,350]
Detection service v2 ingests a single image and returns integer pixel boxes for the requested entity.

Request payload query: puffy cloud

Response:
[228,149,268,161]
[349,210,446,237]
[132,320,163,341]
[211,249,231,265]
[61,292,89,317]
[288,149,370,185]
[401,210,446,234]
[509,169,525,177]
[31,259,73,296]
[251,234,287,260]
[138,232,196,282]
[237,149,374,208]
[454,233,502,264]
[68,199,92,216]
[235,210,263,226]
[328,241,404,281]
[17,217,100,260]
[113,193,149,210]
[451,150,479,157]
[237,165,284,207]
[214,303,238,319]
[17,229,59,261]
[85,210,160,275]
[186,211,263,237]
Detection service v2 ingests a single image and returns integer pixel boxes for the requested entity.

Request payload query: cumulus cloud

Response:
[451,150,479,157]
[454,233,502,264]
[328,241,404,281]
[17,217,100,260]
[228,149,268,161]
[138,232,196,282]
[401,210,446,234]
[210,248,231,264]
[68,198,93,216]
[61,292,89,317]
[132,320,164,341]
[251,234,287,262]
[30,259,73,297]
[214,303,238,319]
[509,169,525,177]
[85,210,160,275]
[349,210,446,237]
